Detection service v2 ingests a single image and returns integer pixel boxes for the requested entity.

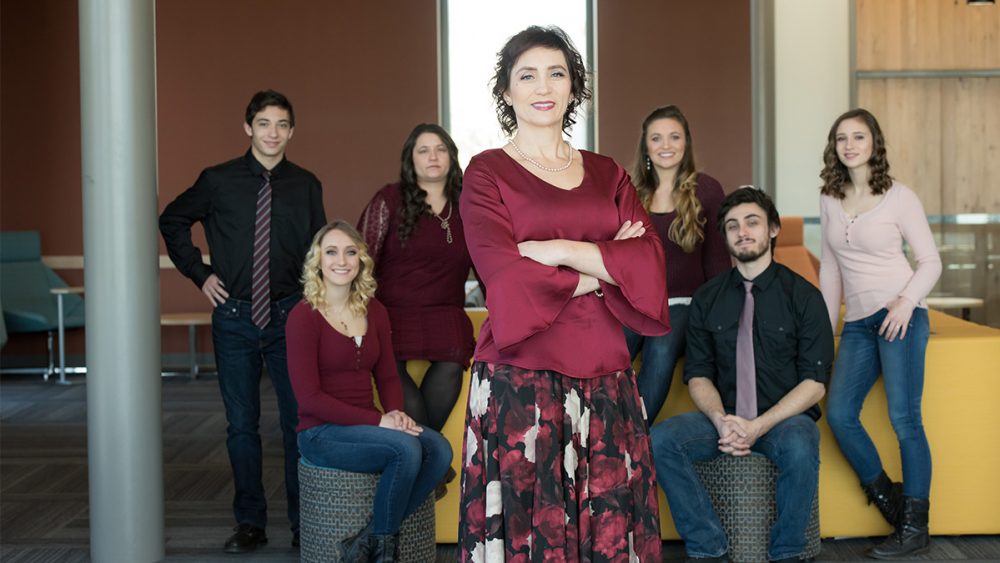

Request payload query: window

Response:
[442,0,593,169]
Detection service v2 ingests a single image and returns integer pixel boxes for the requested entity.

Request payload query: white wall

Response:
[773,0,850,217]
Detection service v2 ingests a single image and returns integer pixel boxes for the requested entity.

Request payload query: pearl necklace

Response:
[432,201,454,244]
[509,137,573,173]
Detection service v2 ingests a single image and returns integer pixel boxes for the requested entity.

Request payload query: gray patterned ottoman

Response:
[694,453,820,563]
[298,459,436,563]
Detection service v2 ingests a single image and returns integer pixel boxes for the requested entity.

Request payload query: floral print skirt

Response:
[458,362,661,562]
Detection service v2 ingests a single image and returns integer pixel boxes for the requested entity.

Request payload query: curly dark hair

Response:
[397,123,463,243]
[820,108,892,199]
[631,105,705,253]
[490,25,592,136]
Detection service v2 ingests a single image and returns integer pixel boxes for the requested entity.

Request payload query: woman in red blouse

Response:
[358,124,474,437]
[457,26,671,562]
[286,221,452,562]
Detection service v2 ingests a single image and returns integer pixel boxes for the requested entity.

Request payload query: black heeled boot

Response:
[867,497,930,559]
[339,520,373,563]
[370,533,400,563]
[862,470,903,528]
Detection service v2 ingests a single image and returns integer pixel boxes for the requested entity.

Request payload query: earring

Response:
[646,157,651,171]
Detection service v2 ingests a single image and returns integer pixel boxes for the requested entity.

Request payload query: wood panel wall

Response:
[855,0,1000,214]
[856,0,1000,70]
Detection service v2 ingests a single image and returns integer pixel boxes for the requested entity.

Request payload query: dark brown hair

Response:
[490,26,591,136]
[397,124,462,243]
[820,108,892,198]
[718,186,781,255]
[245,89,294,127]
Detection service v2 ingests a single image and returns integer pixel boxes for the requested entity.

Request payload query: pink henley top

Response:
[819,181,942,329]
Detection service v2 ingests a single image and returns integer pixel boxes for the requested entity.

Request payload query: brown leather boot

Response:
[861,470,903,528]
[867,497,930,559]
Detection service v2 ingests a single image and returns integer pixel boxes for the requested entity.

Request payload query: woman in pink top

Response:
[457,26,670,562]
[819,109,941,559]
[286,221,452,561]
[624,105,731,423]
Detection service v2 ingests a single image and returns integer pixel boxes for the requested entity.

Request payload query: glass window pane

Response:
[443,0,592,169]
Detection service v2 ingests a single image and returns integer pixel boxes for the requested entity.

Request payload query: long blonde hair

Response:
[301,220,377,317]
[631,105,705,253]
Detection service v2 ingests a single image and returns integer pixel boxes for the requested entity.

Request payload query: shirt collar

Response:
[243,148,287,178]
[729,259,780,291]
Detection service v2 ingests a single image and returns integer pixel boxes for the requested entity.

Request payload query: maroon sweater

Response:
[649,173,731,298]
[358,183,475,366]
[286,298,403,430]
[460,149,671,379]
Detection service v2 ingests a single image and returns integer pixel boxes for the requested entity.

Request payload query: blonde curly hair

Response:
[301,220,377,317]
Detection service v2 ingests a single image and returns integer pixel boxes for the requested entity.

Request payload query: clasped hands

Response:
[516,220,646,267]
[714,414,765,457]
[379,409,423,436]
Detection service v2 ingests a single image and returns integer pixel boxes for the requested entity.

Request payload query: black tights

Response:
[396,360,464,432]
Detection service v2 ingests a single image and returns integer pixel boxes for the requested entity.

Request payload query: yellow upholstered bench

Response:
[400,307,1000,542]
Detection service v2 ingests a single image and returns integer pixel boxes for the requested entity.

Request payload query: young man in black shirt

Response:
[160,90,326,553]
[650,187,834,563]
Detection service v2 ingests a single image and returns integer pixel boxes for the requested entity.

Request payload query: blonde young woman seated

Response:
[285,221,453,562]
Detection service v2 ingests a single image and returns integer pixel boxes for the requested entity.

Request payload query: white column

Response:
[79,0,164,561]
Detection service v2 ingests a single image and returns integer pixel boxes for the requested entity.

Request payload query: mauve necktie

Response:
[736,280,757,419]
[251,170,272,329]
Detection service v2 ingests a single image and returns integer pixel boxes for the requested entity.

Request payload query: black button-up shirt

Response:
[160,150,326,302]
[684,262,834,421]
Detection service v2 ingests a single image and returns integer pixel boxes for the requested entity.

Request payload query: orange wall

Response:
[1,1,751,356]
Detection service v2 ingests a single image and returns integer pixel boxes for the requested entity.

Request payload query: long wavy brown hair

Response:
[397,124,463,244]
[820,108,892,198]
[631,105,704,252]
[301,221,377,317]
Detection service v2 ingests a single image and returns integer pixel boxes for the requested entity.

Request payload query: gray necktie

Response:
[736,280,757,419]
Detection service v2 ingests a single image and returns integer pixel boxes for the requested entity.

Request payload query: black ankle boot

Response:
[867,496,930,559]
[370,533,400,563]
[339,520,373,563]
[862,470,903,528]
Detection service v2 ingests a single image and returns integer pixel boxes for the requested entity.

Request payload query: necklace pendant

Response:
[440,219,449,230]
[445,228,453,244]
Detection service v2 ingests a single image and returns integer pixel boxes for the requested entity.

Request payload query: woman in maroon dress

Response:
[458,26,670,562]
[358,125,472,493]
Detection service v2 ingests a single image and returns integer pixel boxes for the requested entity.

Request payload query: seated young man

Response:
[650,187,834,563]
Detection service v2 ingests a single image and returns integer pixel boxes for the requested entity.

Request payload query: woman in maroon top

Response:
[358,124,474,436]
[286,221,452,561]
[624,105,731,423]
[457,26,670,562]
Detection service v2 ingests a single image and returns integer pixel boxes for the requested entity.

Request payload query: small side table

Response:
[925,297,985,321]
[50,286,85,385]
[160,312,213,379]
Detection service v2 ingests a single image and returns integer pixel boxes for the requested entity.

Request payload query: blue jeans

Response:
[624,303,689,423]
[298,423,453,535]
[212,294,301,531]
[827,307,932,498]
[651,411,820,561]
